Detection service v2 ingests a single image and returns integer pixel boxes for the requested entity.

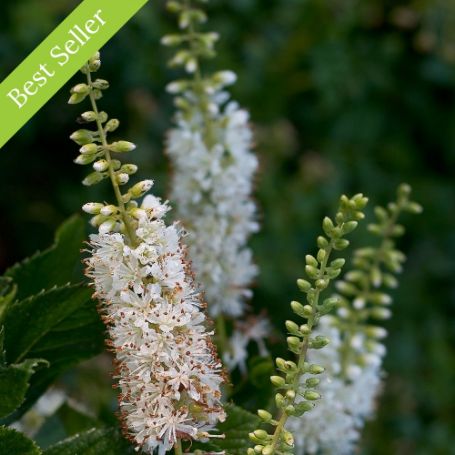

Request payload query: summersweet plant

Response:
[0,2,422,455]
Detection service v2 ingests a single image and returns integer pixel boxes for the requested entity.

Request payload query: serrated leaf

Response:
[0,426,42,455]
[5,216,86,301]
[43,427,134,455]
[1,285,104,422]
[0,358,48,418]
[192,404,260,454]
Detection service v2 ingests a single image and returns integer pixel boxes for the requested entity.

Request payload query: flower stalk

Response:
[249,194,368,455]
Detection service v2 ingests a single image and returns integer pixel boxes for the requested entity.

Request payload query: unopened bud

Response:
[105,119,120,132]
[93,159,109,172]
[82,202,104,215]
[110,141,136,153]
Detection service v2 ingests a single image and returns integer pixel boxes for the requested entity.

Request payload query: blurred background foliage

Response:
[0,0,454,453]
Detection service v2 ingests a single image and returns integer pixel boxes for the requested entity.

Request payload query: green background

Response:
[0,0,454,453]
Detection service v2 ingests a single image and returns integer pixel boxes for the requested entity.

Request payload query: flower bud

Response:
[116,173,129,185]
[270,376,285,387]
[70,129,94,145]
[257,410,272,422]
[309,364,324,374]
[92,79,109,90]
[71,83,90,94]
[285,320,300,335]
[213,70,237,86]
[129,180,154,198]
[304,390,321,401]
[105,119,120,132]
[121,164,138,175]
[82,202,104,215]
[100,205,118,216]
[110,141,136,153]
[297,279,311,292]
[79,143,98,155]
[253,430,269,441]
[305,377,320,387]
[93,159,109,172]
[74,154,96,165]
[82,172,104,186]
[99,219,116,234]
[81,111,97,122]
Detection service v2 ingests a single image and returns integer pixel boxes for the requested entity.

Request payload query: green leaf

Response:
[0,426,42,455]
[43,427,134,455]
[5,216,86,301]
[34,402,98,449]
[192,404,260,454]
[1,285,104,422]
[0,358,48,419]
[0,277,17,324]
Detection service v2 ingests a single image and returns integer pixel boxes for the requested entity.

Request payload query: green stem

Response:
[86,70,138,246]
[269,245,333,453]
[340,204,404,376]
[174,439,183,455]
[184,0,216,149]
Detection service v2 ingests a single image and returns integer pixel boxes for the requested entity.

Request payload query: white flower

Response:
[166,82,258,319]
[85,194,225,454]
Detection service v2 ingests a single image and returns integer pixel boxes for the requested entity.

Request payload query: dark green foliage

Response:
[5,216,86,301]
[0,354,48,419]
[0,217,104,424]
[43,427,135,455]
[0,426,41,455]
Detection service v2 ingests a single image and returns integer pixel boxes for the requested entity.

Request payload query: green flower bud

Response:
[290,300,305,318]
[285,405,295,415]
[253,430,269,441]
[333,239,350,250]
[316,248,326,262]
[121,164,138,175]
[305,255,318,267]
[92,78,109,90]
[93,159,109,172]
[100,205,118,216]
[262,446,273,455]
[317,235,329,248]
[305,377,320,387]
[311,335,330,349]
[116,173,129,185]
[287,336,301,352]
[342,220,358,234]
[79,143,98,155]
[270,376,286,387]
[304,390,321,401]
[74,154,96,165]
[309,364,324,374]
[110,141,136,153]
[257,410,272,422]
[82,202,104,215]
[305,265,319,279]
[81,111,97,122]
[406,202,423,214]
[275,393,285,408]
[285,320,300,335]
[297,279,311,292]
[275,357,287,370]
[70,129,94,145]
[294,401,314,415]
[302,305,313,318]
[283,430,294,447]
[299,324,311,335]
[322,216,334,236]
[82,171,104,186]
[71,83,90,94]
[247,448,256,455]
[315,278,328,289]
[105,119,120,132]
[285,389,296,400]
[330,258,346,269]
[129,180,154,198]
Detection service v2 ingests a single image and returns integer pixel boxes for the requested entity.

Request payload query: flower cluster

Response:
[249,194,368,455]
[288,184,422,454]
[163,0,259,319]
[86,194,225,453]
[69,53,226,454]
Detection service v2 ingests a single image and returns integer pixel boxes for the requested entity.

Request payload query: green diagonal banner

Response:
[0,0,149,149]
